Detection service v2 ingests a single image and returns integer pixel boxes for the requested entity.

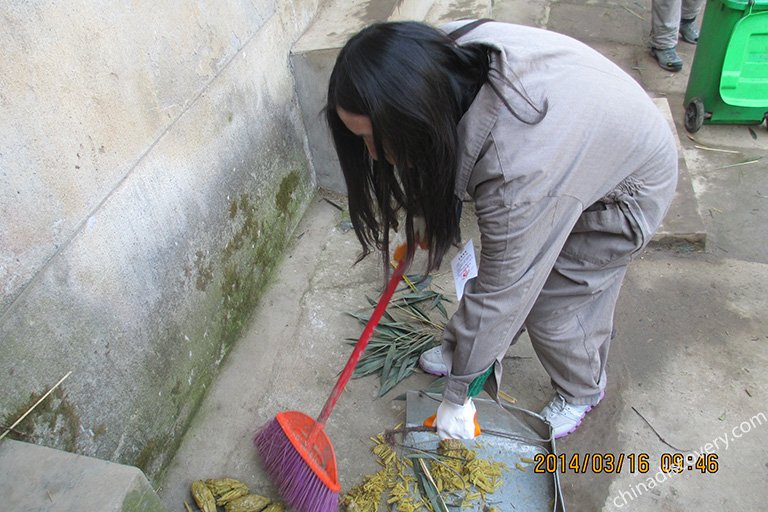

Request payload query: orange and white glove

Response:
[436,398,479,440]
[424,398,481,440]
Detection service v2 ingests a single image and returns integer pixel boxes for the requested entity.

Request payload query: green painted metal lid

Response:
[722,0,768,11]
[719,11,768,107]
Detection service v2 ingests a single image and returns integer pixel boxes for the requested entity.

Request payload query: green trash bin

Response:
[683,0,768,132]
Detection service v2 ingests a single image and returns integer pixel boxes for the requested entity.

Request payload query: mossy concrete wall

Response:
[0,0,321,482]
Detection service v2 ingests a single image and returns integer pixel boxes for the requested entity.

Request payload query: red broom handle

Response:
[316,259,406,427]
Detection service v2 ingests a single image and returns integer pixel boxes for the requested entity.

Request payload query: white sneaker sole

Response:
[552,390,606,439]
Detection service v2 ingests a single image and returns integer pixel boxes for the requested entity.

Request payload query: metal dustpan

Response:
[400,390,566,511]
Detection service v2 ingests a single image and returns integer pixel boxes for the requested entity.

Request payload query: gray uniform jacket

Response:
[440,21,678,405]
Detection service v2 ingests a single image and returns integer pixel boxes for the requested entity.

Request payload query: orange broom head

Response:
[275,410,340,493]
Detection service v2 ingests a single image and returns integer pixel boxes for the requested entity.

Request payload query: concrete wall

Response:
[0,0,321,482]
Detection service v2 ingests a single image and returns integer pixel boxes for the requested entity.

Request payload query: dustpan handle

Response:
[316,259,407,427]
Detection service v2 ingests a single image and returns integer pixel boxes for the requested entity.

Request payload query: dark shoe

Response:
[651,47,683,72]
[680,19,699,44]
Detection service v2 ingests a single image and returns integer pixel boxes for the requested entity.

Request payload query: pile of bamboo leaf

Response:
[186,478,284,512]
[348,277,450,396]
[342,432,505,511]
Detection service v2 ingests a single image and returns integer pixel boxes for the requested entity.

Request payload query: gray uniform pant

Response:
[523,178,671,407]
[651,0,706,49]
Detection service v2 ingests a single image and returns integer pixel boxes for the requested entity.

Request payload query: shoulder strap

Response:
[447,18,493,41]
[448,18,494,205]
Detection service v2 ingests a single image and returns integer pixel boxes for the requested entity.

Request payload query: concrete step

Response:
[291,0,492,193]
[0,439,167,512]
[652,97,707,248]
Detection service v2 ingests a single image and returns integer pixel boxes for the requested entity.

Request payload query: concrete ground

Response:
[159,0,768,510]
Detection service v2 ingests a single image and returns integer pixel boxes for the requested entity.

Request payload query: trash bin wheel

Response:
[685,98,705,133]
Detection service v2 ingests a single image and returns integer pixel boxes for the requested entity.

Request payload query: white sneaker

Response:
[419,345,448,376]
[540,391,604,439]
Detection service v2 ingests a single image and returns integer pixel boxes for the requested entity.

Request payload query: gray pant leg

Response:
[651,0,683,49]
[525,148,677,407]
[525,201,635,407]
[526,251,628,406]
[682,0,705,21]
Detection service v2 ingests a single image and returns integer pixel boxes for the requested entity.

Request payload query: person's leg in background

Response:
[651,0,685,71]
[680,0,706,43]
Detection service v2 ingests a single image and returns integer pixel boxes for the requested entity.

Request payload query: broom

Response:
[254,258,407,512]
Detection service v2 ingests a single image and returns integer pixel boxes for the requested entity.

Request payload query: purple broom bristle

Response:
[254,418,339,512]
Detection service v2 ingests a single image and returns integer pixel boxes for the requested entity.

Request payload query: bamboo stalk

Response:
[391,259,418,292]
[694,145,741,154]
[621,5,644,20]
[0,371,72,442]
[685,134,742,153]
[498,390,517,404]
[715,159,761,170]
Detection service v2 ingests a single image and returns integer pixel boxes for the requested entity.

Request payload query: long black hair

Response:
[326,21,544,275]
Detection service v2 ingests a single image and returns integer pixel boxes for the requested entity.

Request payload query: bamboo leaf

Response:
[429,293,449,318]
[424,377,446,394]
[379,371,399,397]
[347,311,372,322]
[345,281,450,396]
[374,325,408,338]
[397,356,418,383]
[382,308,396,322]
[376,321,411,330]
[408,304,431,322]
[405,274,431,289]
[366,347,419,390]
[435,301,448,320]
[397,295,436,307]
[364,339,392,348]
[403,337,437,357]
[381,342,397,388]
[380,355,413,397]
[413,458,449,512]
[353,358,385,378]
